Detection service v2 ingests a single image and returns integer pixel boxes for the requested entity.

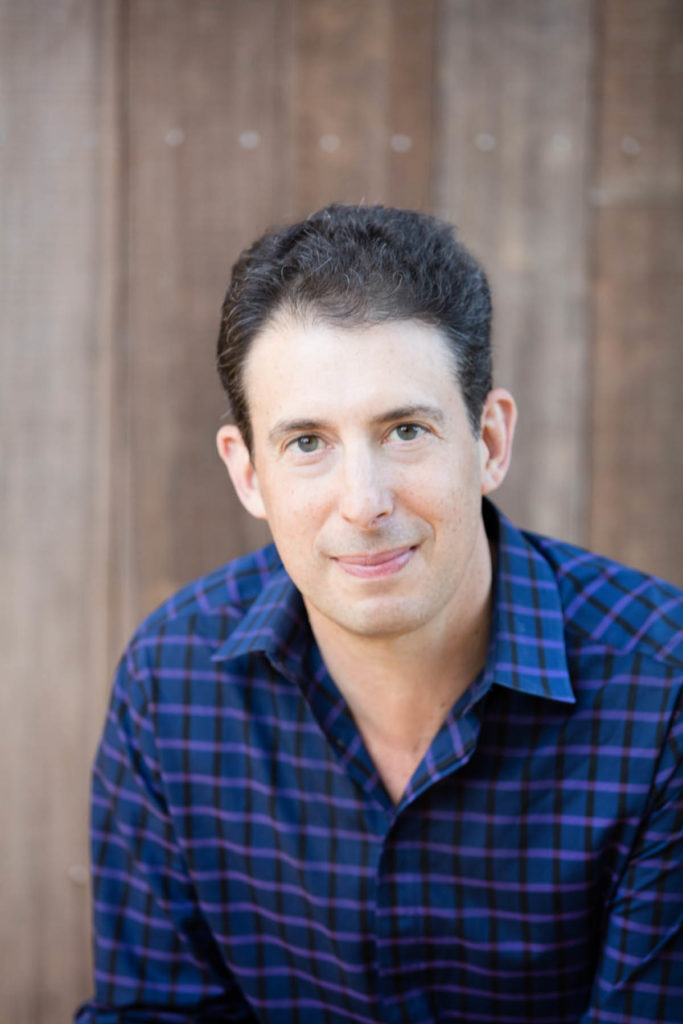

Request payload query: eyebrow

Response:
[267,419,329,445]
[267,405,446,445]
[373,405,446,427]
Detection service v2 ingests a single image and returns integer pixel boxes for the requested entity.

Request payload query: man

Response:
[76,204,683,1023]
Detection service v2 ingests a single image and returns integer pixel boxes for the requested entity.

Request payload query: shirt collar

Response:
[212,561,313,681]
[213,502,575,706]
[482,500,575,704]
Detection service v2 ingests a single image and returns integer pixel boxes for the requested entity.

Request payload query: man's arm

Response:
[75,653,258,1023]
[578,699,683,1024]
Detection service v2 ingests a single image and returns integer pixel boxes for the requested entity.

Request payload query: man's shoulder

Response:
[522,526,683,671]
[128,542,285,653]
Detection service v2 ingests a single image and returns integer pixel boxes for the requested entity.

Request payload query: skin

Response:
[217,315,516,802]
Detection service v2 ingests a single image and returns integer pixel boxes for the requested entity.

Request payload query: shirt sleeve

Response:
[578,698,683,1024]
[75,652,258,1024]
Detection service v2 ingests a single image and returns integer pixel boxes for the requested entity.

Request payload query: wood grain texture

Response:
[115,0,289,639]
[0,0,119,1019]
[385,0,437,210]
[292,0,436,212]
[433,0,595,543]
[590,0,683,583]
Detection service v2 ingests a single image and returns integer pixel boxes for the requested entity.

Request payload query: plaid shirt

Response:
[76,502,683,1024]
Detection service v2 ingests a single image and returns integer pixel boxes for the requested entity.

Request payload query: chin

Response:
[322,600,428,640]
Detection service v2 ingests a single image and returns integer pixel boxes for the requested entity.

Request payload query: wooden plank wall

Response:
[1,2,681,1021]
[591,0,683,580]
[1,2,119,1018]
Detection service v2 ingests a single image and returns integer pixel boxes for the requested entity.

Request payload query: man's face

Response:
[219,316,514,644]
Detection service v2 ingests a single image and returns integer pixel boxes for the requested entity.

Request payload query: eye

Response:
[289,434,323,454]
[391,423,425,442]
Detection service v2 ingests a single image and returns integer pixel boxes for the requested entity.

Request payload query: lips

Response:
[332,545,416,579]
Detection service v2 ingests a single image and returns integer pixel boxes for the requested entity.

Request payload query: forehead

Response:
[244,316,463,417]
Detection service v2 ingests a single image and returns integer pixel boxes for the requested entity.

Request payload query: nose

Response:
[338,447,393,528]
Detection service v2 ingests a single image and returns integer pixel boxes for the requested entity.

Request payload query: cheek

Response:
[260,478,328,543]
[406,463,474,519]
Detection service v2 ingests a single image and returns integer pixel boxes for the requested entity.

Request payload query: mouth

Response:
[331,545,416,579]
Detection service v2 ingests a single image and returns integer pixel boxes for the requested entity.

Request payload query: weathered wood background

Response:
[2,1,681,1020]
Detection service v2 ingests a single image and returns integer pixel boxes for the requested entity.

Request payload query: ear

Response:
[216,425,267,520]
[478,388,517,495]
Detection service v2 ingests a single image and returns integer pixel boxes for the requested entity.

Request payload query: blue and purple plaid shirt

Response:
[77,503,683,1023]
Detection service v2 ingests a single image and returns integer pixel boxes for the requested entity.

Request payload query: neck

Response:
[305,531,494,801]
[311,591,491,733]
